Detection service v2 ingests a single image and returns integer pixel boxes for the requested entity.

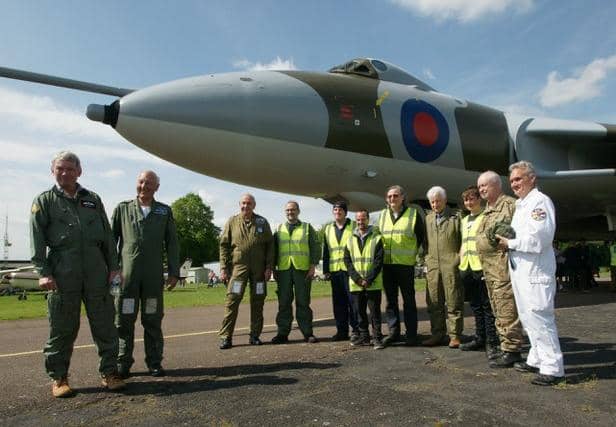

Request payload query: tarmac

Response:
[0,282,615,426]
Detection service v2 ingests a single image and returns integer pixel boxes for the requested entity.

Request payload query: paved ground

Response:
[0,282,615,426]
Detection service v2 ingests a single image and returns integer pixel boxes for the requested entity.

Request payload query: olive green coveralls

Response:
[219,213,274,340]
[112,199,179,370]
[30,186,119,380]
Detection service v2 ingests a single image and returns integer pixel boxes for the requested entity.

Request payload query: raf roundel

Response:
[400,99,449,162]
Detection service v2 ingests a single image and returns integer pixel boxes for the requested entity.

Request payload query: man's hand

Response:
[361,279,369,288]
[495,234,509,251]
[108,270,122,284]
[165,275,179,291]
[306,265,316,280]
[264,268,272,282]
[39,276,56,291]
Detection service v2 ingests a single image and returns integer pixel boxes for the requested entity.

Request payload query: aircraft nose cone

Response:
[86,104,105,122]
[86,101,119,126]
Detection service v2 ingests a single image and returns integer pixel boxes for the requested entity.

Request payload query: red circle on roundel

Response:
[413,112,439,146]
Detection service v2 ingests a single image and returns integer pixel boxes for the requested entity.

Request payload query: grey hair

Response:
[51,150,81,169]
[139,170,160,184]
[509,160,536,178]
[426,186,447,201]
[386,185,406,198]
[478,170,502,189]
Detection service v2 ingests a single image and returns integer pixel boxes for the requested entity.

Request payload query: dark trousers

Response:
[461,268,498,346]
[330,271,359,335]
[351,290,382,339]
[382,264,417,339]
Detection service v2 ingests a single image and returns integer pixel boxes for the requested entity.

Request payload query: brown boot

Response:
[448,337,461,349]
[422,335,446,347]
[101,373,126,391]
[52,377,74,398]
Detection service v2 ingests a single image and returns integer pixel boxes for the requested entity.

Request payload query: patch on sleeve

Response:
[531,208,546,221]
[31,203,40,214]
[256,217,265,225]
[80,200,97,209]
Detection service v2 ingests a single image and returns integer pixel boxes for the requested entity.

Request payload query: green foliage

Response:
[171,193,220,266]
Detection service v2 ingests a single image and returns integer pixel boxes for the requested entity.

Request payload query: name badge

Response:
[256,282,265,295]
[80,200,97,209]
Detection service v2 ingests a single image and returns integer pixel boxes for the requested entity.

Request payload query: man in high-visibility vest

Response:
[422,186,464,348]
[322,201,359,341]
[610,241,616,290]
[343,209,385,350]
[376,185,424,346]
[272,201,321,344]
[458,186,499,357]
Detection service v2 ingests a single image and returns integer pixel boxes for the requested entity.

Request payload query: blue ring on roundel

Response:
[400,99,449,162]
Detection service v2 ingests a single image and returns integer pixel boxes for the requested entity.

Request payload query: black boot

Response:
[460,337,485,351]
[486,342,502,361]
[490,351,522,368]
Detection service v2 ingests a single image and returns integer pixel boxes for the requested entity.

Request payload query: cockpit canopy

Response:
[328,58,435,92]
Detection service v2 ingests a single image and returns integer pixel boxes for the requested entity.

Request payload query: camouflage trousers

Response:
[484,278,523,352]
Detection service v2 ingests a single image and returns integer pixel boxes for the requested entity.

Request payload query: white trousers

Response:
[510,274,564,377]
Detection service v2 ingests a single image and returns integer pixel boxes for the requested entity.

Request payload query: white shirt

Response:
[507,188,556,281]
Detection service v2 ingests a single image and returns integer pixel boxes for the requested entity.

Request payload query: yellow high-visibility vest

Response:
[277,222,310,270]
[346,232,383,292]
[459,212,484,272]
[324,220,355,272]
[378,207,417,266]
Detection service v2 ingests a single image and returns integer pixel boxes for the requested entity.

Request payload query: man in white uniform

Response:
[496,161,564,386]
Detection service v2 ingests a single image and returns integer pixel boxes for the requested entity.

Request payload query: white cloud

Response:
[232,56,297,71]
[98,169,126,179]
[0,86,117,141]
[391,0,533,22]
[423,68,436,80]
[539,54,616,108]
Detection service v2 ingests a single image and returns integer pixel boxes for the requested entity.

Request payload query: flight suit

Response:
[507,188,564,377]
[274,221,321,338]
[112,199,180,371]
[219,213,274,339]
[476,194,523,353]
[424,207,464,340]
[30,185,119,380]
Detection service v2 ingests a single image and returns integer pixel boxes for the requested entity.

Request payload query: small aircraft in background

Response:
[1,58,614,239]
[0,266,40,299]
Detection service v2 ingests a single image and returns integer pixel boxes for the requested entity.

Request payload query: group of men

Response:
[31,150,565,399]
[31,151,180,398]
[216,161,565,386]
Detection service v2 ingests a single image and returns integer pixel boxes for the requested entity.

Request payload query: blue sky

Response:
[1,0,615,259]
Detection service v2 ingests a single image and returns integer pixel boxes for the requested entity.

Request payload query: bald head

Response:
[477,171,503,205]
[136,170,160,205]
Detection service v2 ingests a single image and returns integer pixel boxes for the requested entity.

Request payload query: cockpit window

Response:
[328,57,435,92]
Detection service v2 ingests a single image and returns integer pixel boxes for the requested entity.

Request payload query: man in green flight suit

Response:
[30,151,126,398]
[112,170,180,378]
[218,194,274,349]
[271,201,321,344]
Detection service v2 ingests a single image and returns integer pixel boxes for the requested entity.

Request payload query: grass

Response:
[0,278,426,322]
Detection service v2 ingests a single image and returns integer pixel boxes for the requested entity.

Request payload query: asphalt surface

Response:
[1,282,615,426]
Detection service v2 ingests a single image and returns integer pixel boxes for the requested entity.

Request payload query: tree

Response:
[171,193,220,266]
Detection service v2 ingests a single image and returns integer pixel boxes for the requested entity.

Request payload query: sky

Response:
[1,0,616,260]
